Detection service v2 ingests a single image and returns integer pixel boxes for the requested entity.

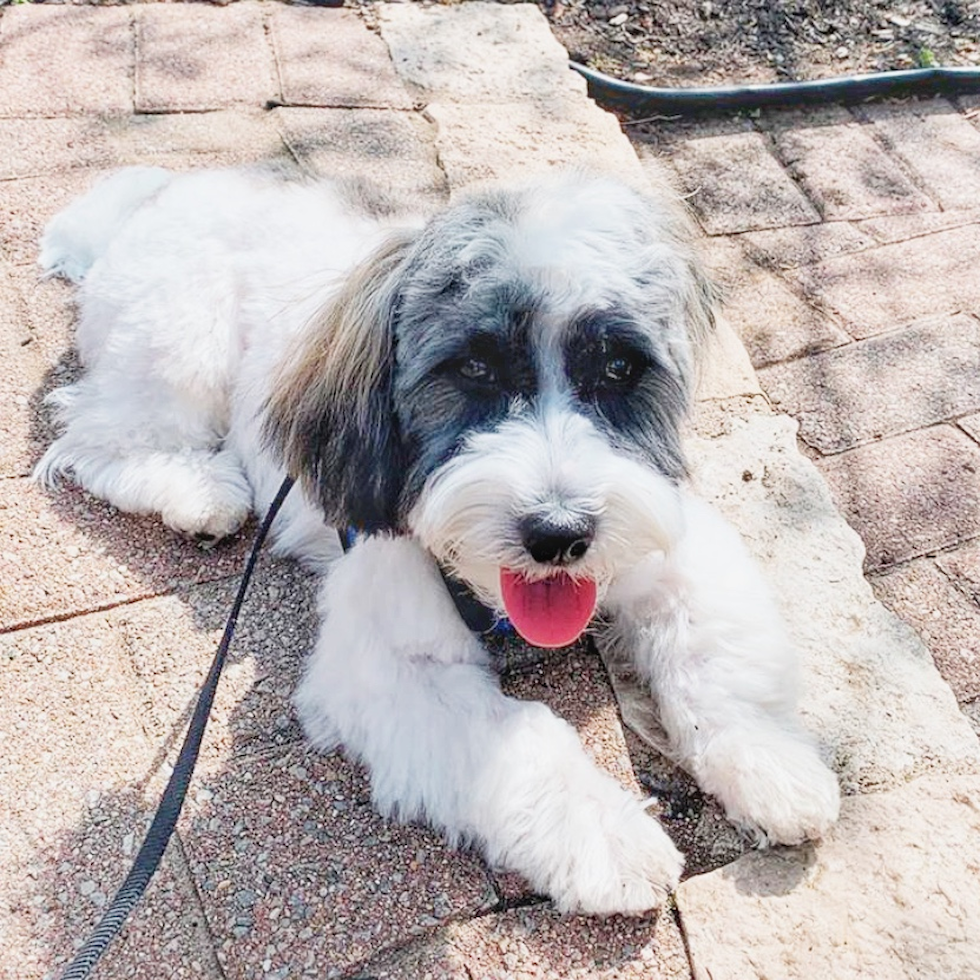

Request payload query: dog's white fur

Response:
[36,165,839,915]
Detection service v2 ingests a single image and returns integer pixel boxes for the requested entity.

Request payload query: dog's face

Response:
[266,174,714,645]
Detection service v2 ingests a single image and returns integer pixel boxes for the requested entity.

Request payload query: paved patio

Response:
[1,3,978,979]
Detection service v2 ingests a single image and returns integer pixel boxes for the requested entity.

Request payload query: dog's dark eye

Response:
[603,354,636,385]
[456,357,497,384]
[598,349,644,389]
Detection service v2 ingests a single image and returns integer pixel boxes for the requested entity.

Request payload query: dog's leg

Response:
[604,491,840,846]
[34,377,252,541]
[295,535,683,915]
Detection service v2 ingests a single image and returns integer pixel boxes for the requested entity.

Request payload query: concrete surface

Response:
[2,3,979,979]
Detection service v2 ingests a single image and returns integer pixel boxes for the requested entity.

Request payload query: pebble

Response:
[235,888,257,909]
[609,12,629,27]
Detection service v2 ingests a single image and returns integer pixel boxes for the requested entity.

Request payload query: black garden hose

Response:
[570,62,980,113]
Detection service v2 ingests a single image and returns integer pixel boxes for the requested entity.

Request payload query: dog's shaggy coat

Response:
[36,166,839,914]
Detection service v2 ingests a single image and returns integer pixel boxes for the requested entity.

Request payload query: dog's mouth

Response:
[499,569,598,648]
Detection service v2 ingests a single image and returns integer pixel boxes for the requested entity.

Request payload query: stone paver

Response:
[105,110,289,170]
[870,558,980,702]
[739,219,875,270]
[358,906,691,980]
[4,3,980,980]
[703,238,849,367]
[958,411,980,445]
[0,478,251,630]
[936,536,980,599]
[135,2,275,113]
[180,741,495,979]
[270,5,414,110]
[758,314,980,453]
[0,116,115,181]
[863,97,980,211]
[677,771,980,980]
[0,170,105,267]
[793,223,980,338]
[815,425,980,571]
[0,613,221,979]
[687,415,980,795]
[856,206,980,244]
[273,106,446,211]
[379,2,581,107]
[652,130,820,234]
[0,4,133,118]
[765,105,933,220]
[426,99,644,189]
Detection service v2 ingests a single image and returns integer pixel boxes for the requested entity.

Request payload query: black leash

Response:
[59,476,294,980]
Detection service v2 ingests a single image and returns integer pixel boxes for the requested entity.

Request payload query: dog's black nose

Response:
[520,516,595,565]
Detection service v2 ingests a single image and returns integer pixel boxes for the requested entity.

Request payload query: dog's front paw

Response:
[547,793,684,916]
[702,733,841,847]
[474,707,684,916]
[159,460,252,543]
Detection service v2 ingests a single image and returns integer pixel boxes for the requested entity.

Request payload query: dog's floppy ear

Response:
[263,231,415,531]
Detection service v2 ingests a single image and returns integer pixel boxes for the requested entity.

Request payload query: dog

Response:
[35,165,840,915]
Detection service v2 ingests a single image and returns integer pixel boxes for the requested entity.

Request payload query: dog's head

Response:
[265,173,715,645]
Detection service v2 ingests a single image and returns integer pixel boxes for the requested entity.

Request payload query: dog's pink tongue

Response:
[499,570,597,649]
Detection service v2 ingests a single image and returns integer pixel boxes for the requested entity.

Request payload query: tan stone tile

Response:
[760,314,980,453]
[0,171,100,267]
[270,5,414,109]
[706,239,849,367]
[871,558,980,702]
[689,414,980,793]
[935,537,980,601]
[0,5,133,118]
[0,117,117,181]
[179,741,494,979]
[0,265,76,477]
[109,562,319,767]
[379,2,582,106]
[863,98,980,211]
[359,904,691,979]
[0,477,251,630]
[0,614,221,978]
[660,130,820,234]
[677,772,980,980]
[857,208,980,244]
[792,223,980,339]
[739,220,874,270]
[768,107,933,220]
[135,2,275,113]
[963,698,980,737]
[959,411,980,446]
[273,107,446,214]
[425,100,643,191]
[104,111,288,169]
[815,425,980,571]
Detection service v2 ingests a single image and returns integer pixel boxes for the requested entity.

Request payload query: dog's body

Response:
[37,166,839,914]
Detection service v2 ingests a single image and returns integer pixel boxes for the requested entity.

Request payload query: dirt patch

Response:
[535,0,980,87]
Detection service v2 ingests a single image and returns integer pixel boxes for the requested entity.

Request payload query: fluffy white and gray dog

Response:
[36,165,839,915]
